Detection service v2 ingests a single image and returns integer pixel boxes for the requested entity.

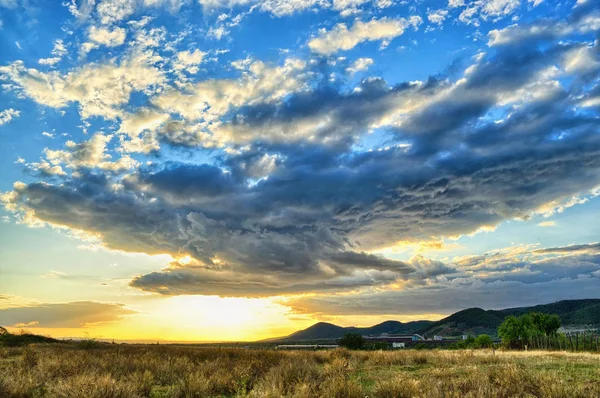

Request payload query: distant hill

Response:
[268,320,433,342]
[0,330,59,347]
[270,299,600,342]
[421,299,600,337]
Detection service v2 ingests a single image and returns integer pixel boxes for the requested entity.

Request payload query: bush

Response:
[78,338,101,350]
[338,333,365,350]
[475,334,493,349]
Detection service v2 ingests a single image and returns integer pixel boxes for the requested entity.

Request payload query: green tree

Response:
[541,314,561,335]
[498,312,562,349]
[498,315,522,348]
[475,334,493,349]
[339,333,365,350]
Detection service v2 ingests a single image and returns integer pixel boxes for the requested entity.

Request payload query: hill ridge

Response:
[268,299,600,342]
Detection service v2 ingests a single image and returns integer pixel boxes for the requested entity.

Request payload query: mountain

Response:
[421,308,504,337]
[421,299,600,337]
[270,299,600,342]
[270,320,433,342]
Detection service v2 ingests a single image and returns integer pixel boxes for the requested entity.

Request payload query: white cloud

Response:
[0,54,165,120]
[427,9,449,25]
[0,108,20,125]
[153,58,307,124]
[198,0,323,17]
[81,25,127,55]
[96,0,136,24]
[308,17,422,55]
[346,57,373,74]
[43,133,137,172]
[70,0,190,25]
[173,49,206,74]
[332,0,392,15]
[454,0,522,25]
[118,108,169,153]
[38,39,68,66]
[481,0,520,19]
[260,0,325,17]
[29,160,66,176]
[65,0,97,20]
[42,131,55,138]
[198,0,390,17]
[89,25,127,46]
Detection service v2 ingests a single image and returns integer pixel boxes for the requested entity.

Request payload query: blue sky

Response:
[0,0,600,341]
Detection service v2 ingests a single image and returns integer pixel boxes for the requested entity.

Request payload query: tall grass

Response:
[0,345,598,397]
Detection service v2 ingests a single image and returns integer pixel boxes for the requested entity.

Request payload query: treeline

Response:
[497,312,600,352]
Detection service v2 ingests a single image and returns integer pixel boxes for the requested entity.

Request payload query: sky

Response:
[0,0,599,342]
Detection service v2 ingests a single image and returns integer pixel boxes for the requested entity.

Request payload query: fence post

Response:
[569,335,573,352]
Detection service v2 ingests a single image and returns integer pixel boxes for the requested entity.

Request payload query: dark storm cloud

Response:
[130,261,404,297]
[3,4,600,298]
[134,162,242,199]
[0,302,136,328]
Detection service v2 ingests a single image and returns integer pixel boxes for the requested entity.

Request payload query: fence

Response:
[524,332,600,352]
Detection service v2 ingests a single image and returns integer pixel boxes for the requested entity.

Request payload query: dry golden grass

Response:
[0,344,599,397]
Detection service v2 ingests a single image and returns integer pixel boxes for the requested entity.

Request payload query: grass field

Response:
[1,344,599,397]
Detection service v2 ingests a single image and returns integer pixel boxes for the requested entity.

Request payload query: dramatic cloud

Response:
[1,1,600,303]
[286,244,600,315]
[0,301,136,328]
[286,276,600,316]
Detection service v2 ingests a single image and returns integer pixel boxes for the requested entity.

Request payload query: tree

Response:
[498,315,521,348]
[0,326,8,336]
[498,312,562,349]
[475,334,493,349]
[542,314,561,335]
[339,333,365,350]
[530,312,561,335]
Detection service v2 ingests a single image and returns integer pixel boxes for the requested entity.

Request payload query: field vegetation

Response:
[1,343,599,398]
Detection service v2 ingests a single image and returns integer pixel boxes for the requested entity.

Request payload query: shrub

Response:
[338,333,365,350]
[475,334,493,348]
